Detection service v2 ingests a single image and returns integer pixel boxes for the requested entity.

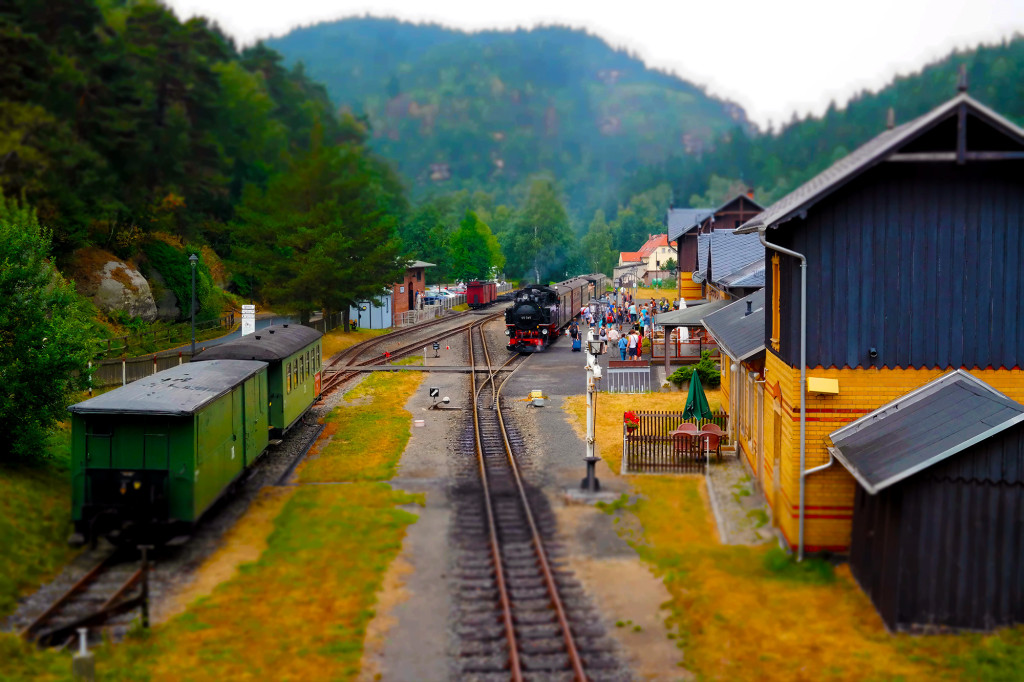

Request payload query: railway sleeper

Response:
[458,655,510,673]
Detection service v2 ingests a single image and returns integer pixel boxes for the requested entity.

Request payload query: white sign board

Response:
[241,304,256,336]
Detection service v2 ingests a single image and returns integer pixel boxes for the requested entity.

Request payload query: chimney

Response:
[957,64,968,93]
[746,188,754,199]
[886,107,895,130]
[745,300,753,316]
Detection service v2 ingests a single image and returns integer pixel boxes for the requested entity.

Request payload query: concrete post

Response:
[71,628,95,682]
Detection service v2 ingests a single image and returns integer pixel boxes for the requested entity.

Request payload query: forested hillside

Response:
[267,18,749,219]
[619,35,1024,210]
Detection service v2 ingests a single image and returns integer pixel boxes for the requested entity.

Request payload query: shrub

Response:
[668,349,721,387]
[141,239,219,320]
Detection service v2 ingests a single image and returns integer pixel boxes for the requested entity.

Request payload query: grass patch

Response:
[0,425,78,618]
[562,392,1024,681]
[321,327,391,360]
[0,368,428,681]
[299,372,425,483]
[761,547,835,584]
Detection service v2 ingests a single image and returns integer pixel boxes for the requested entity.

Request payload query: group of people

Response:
[570,294,679,360]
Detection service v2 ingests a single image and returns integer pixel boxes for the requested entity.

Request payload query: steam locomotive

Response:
[504,274,607,352]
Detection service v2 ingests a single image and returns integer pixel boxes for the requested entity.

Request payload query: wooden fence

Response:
[621,410,729,474]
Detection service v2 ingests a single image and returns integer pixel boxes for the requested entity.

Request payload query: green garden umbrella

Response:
[683,373,713,421]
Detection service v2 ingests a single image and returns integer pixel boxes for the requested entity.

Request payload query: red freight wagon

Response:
[466,281,496,309]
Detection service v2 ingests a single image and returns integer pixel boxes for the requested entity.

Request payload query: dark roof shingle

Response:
[667,207,713,242]
[701,290,765,362]
[736,93,1024,234]
[828,370,1024,494]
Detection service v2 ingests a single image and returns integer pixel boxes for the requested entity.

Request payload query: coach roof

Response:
[68,360,267,417]
[192,324,322,362]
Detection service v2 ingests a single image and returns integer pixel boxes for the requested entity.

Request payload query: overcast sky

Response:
[165,0,1024,129]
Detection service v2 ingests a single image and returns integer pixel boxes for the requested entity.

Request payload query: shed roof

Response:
[667,207,713,242]
[618,252,643,264]
[701,290,765,362]
[655,299,730,327]
[407,260,435,269]
[718,258,765,288]
[192,324,322,362]
[68,360,267,417]
[737,93,1024,234]
[697,231,765,284]
[828,370,1024,494]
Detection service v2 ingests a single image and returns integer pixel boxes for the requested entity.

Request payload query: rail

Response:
[468,321,587,681]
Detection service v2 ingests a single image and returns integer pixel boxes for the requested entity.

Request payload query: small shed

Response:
[828,370,1024,631]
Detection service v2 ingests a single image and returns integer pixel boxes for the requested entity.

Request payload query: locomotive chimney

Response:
[745,300,753,316]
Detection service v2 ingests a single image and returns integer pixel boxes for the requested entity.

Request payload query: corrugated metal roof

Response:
[667,207,713,242]
[697,231,765,284]
[655,299,731,326]
[407,260,436,268]
[701,290,765,362]
[68,360,267,417]
[828,370,1024,494]
[736,93,1024,234]
[193,324,322,362]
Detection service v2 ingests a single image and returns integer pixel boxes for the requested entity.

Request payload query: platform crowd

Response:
[567,290,682,361]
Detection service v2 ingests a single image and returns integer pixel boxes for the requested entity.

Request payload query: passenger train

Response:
[68,324,322,546]
[504,274,607,352]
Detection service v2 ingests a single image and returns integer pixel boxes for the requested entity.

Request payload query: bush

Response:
[141,238,219,320]
[0,198,97,460]
[668,349,721,387]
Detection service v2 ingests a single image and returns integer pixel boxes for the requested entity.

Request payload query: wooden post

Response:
[121,356,126,386]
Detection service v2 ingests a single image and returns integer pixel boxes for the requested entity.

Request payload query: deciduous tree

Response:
[0,197,97,461]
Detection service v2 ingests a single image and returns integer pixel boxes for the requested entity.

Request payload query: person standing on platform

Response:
[618,333,628,361]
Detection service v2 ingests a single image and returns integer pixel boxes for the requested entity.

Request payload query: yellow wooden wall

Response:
[760,350,1024,552]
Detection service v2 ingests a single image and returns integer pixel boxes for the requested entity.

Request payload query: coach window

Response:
[286,362,291,393]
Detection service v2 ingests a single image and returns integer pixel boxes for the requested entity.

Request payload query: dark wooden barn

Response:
[829,370,1024,631]
[737,93,1024,372]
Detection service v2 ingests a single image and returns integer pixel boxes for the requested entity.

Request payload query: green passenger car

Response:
[192,324,323,435]
[67,360,269,544]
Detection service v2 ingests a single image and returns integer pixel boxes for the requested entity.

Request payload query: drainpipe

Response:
[758,229,809,561]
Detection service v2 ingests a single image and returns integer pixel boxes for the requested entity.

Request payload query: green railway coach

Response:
[67,360,269,544]
[192,324,323,435]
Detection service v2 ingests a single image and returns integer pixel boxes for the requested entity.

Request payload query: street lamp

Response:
[189,253,198,356]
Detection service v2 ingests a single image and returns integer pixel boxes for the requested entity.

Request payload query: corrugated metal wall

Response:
[770,162,1024,370]
[849,422,1024,630]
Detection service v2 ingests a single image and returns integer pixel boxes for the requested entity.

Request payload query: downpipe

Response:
[758,229,810,561]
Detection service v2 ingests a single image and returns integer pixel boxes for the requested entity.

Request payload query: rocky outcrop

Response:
[93,260,158,321]
[146,268,181,321]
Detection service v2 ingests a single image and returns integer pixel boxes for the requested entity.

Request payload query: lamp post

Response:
[189,253,198,356]
[581,330,603,492]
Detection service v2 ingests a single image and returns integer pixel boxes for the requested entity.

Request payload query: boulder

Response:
[93,260,158,321]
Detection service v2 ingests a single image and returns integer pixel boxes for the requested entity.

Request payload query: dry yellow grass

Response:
[563,392,1011,681]
[299,372,425,483]
[321,327,392,360]
[0,371,428,682]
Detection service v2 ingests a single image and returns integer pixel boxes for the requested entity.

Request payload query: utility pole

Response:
[189,253,198,356]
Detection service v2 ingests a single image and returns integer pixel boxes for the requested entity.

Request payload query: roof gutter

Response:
[757,228,810,562]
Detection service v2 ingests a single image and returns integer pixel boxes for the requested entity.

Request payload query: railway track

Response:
[20,549,149,648]
[320,311,503,393]
[452,319,626,681]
